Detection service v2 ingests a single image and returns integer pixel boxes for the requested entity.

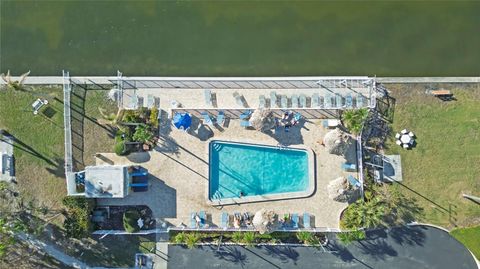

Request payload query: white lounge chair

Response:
[204,89,213,106]
[259,95,266,108]
[311,93,319,108]
[291,95,299,108]
[270,92,277,108]
[299,94,307,108]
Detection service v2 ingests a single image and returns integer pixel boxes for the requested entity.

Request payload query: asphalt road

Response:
[168,225,477,269]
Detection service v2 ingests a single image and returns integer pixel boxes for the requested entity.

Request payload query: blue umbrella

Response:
[173,113,192,130]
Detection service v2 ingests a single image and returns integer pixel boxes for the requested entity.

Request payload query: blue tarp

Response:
[173,113,192,130]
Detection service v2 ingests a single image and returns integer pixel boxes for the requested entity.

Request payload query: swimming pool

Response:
[208,140,315,205]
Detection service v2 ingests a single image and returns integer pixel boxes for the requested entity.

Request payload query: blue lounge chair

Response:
[204,89,212,106]
[221,212,229,229]
[356,94,364,108]
[240,120,252,128]
[280,95,288,108]
[201,112,213,126]
[239,110,252,120]
[299,94,307,108]
[259,95,266,108]
[347,175,361,188]
[291,213,299,229]
[342,163,357,171]
[233,91,244,106]
[303,213,311,228]
[335,94,343,108]
[293,112,302,124]
[322,120,329,128]
[190,212,197,228]
[311,93,319,108]
[345,93,353,108]
[217,111,225,126]
[291,95,299,108]
[270,91,277,108]
[198,211,206,228]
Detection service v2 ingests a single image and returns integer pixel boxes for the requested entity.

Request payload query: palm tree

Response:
[1,70,30,91]
[341,108,368,135]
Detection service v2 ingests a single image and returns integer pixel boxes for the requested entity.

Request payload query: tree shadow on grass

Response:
[0,132,55,166]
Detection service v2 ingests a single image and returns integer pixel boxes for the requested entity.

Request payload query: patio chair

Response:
[347,175,361,188]
[395,140,402,146]
[259,95,266,108]
[291,213,299,229]
[299,94,307,108]
[293,112,302,124]
[303,213,311,229]
[311,93,320,108]
[342,163,357,171]
[291,95,299,108]
[356,94,364,108]
[221,212,229,229]
[198,211,206,228]
[270,91,277,108]
[217,111,225,126]
[145,94,155,108]
[395,133,401,139]
[240,120,252,128]
[201,112,213,126]
[345,93,353,108]
[280,95,288,108]
[239,110,252,120]
[204,89,213,106]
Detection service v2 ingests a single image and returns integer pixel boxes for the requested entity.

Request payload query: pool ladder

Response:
[277,143,287,150]
[212,144,223,152]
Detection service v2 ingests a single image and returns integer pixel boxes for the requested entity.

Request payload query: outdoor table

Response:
[396,129,415,149]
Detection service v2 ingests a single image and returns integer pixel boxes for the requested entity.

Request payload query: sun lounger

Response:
[259,95,266,108]
[221,212,229,229]
[356,94,364,108]
[291,213,299,229]
[291,95,299,108]
[146,94,155,108]
[311,93,319,108]
[216,111,225,126]
[303,213,311,228]
[280,95,288,108]
[239,110,252,119]
[345,93,353,108]
[342,163,357,171]
[325,94,332,108]
[299,94,307,108]
[233,91,244,106]
[240,120,252,128]
[198,211,206,228]
[190,212,197,228]
[201,112,213,126]
[347,175,361,188]
[270,91,277,108]
[293,112,302,123]
[204,89,213,106]
[335,94,344,108]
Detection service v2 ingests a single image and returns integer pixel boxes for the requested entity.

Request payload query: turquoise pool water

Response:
[209,141,309,200]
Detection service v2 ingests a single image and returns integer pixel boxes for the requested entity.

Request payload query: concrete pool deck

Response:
[96,116,357,229]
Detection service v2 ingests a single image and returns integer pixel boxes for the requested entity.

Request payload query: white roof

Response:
[84,165,129,198]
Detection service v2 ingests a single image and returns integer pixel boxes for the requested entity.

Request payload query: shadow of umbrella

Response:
[127,152,151,163]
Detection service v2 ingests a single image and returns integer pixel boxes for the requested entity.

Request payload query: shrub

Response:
[185,233,201,249]
[62,197,94,238]
[232,231,243,243]
[242,232,256,246]
[340,198,385,230]
[123,110,140,123]
[341,108,368,135]
[114,142,129,156]
[174,232,186,244]
[149,107,159,128]
[337,230,366,245]
[296,231,313,244]
[132,125,154,143]
[123,210,141,233]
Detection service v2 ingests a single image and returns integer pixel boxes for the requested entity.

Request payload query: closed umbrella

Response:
[252,209,276,234]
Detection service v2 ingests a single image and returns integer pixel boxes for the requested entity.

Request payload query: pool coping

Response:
[206,139,316,206]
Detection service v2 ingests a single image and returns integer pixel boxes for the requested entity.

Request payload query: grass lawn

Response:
[0,85,117,217]
[385,84,480,229]
[451,226,480,260]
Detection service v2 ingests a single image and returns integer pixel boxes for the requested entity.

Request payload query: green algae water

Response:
[1,1,479,76]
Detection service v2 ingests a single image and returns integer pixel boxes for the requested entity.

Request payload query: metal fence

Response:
[172,108,341,119]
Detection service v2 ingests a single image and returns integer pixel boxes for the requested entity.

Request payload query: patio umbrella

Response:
[323,129,351,155]
[172,113,192,130]
[252,209,276,234]
[250,109,276,132]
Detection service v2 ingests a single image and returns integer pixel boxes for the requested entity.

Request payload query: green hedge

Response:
[123,210,141,233]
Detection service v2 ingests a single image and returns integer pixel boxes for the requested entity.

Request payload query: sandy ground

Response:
[96,114,358,229]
